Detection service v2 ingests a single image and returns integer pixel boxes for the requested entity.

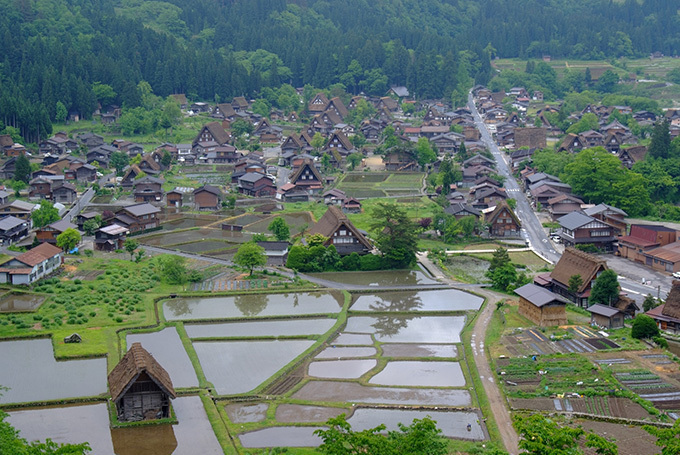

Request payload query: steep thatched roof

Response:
[308,205,371,250]
[108,342,176,403]
[662,280,680,320]
[551,247,608,293]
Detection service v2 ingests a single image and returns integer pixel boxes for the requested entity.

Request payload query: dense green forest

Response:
[1,0,679,142]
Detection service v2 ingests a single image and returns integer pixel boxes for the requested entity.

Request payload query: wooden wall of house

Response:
[518,297,566,326]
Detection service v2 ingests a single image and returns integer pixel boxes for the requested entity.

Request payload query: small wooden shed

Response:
[587,304,625,330]
[108,343,176,422]
[515,283,568,327]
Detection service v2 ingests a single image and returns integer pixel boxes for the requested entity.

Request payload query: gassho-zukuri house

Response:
[108,343,176,422]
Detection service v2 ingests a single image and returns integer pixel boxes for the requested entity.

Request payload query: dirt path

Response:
[417,253,520,454]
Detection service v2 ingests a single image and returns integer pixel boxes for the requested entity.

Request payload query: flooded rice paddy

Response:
[0,292,46,312]
[381,343,458,358]
[140,228,249,247]
[344,315,466,343]
[194,339,316,394]
[239,426,323,448]
[292,380,471,406]
[163,292,342,320]
[225,403,268,423]
[275,404,345,423]
[369,361,466,387]
[332,333,374,345]
[308,359,377,379]
[0,338,107,404]
[7,396,222,455]
[351,289,482,312]
[127,328,199,388]
[185,318,335,338]
[315,346,377,359]
[310,268,438,286]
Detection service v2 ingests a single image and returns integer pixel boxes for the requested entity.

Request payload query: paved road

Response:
[417,253,519,454]
[468,93,560,265]
[63,187,94,222]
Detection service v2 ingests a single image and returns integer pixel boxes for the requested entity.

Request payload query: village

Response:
[0,81,679,454]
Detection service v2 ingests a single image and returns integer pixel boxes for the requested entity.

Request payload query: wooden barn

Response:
[647,280,680,334]
[515,283,568,327]
[108,343,176,422]
[587,304,625,330]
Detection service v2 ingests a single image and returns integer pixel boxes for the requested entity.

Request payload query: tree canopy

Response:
[369,202,418,269]
[234,242,267,276]
[267,217,290,242]
[32,201,60,229]
[589,269,620,306]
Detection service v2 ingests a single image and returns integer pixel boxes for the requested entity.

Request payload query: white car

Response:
[673,271,680,279]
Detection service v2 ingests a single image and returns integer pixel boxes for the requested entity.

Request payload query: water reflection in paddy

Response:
[348,408,484,440]
[7,397,222,455]
[351,289,482,312]
[194,339,315,394]
[308,359,377,379]
[292,381,471,406]
[128,328,199,388]
[332,333,374,345]
[0,338,107,404]
[381,344,457,358]
[345,316,466,343]
[239,426,323,448]
[309,269,438,286]
[0,293,46,312]
[225,403,268,423]
[315,346,377,359]
[275,404,346,423]
[164,292,342,320]
[186,318,335,338]
[369,361,466,387]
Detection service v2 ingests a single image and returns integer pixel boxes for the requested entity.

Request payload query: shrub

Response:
[652,336,668,349]
[631,314,660,339]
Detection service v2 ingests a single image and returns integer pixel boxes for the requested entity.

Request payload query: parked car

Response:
[673,271,680,279]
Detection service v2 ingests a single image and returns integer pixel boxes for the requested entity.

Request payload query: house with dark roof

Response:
[647,280,680,334]
[323,131,354,156]
[515,283,568,326]
[133,176,165,203]
[326,97,349,119]
[193,185,223,210]
[238,173,276,197]
[192,122,232,153]
[51,182,77,204]
[643,242,680,274]
[0,215,29,245]
[618,225,677,264]
[444,202,481,220]
[584,204,628,237]
[256,241,290,266]
[617,146,647,169]
[289,159,324,193]
[308,93,330,113]
[547,194,584,220]
[485,201,521,237]
[557,211,617,252]
[0,242,62,284]
[95,224,128,251]
[35,219,78,245]
[588,304,625,329]
[548,247,608,307]
[0,200,35,221]
[108,342,176,422]
[114,203,161,233]
[307,206,371,256]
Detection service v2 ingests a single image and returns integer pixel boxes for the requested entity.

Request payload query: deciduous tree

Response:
[589,269,620,306]
[234,242,266,276]
[268,217,290,241]
[370,202,418,269]
[56,228,81,253]
[31,201,60,228]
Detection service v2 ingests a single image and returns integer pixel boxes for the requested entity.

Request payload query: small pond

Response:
[164,292,343,320]
[127,327,199,388]
[186,318,336,338]
[369,361,466,387]
[331,333,374,345]
[0,338,107,404]
[0,293,46,312]
[225,403,268,423]
[275,404,346,423]
[309,269,438,286]
[315,346,377,359]
[347,408,485,440]
[292,380,471,406]
[194,339,316,395]
[351,289,483,312]
[381,344,457,358]
[239,427,323,448]
[308,359,377,379]
[344,316,466,343]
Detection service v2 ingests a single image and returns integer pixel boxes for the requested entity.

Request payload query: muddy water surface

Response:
[315,346,377,359]
[194,339,315,394]
[308,359,377,379]
[275,404,346,423]
[164,292,342,320]
[351,289,482,312]
[0,338,107,404]
[332,333,374,345]
[381,344,457,358]
[369,361,466,387]
[128,327,199,388]
[310,269,438,286]
[292,381,471,406]
[345,316,466,343]
[186,318,335,338]
[0,293,45,312]
[225,403,268,423]
[239,427,323,448]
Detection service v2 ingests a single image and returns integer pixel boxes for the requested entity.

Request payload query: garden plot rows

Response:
[614,369,680,410]
[500,326,618,357]
[510,396,651,420]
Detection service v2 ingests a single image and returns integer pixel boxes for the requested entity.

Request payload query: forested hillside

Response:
[1,0,679,142]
